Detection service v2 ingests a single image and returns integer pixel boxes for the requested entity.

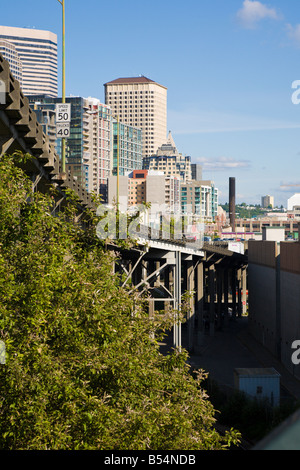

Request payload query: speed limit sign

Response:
[56,103,71,138]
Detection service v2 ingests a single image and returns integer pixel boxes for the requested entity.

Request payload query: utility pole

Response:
[57,0,66,174]
[116,114,119,211]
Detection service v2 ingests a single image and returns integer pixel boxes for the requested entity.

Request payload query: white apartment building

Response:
[0,39,22,86]
[287,193,300,211]
[181,180,219,221]
[0,26,57,97]
[82,97,101,194]
[98,103,113,201]
[104,76,167,159]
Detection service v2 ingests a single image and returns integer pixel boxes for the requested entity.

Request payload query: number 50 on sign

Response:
[56,103,71,122]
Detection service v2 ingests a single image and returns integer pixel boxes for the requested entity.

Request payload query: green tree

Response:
[0,153,240,450]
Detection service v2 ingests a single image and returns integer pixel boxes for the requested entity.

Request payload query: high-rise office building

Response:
[0,39,23,86]
[104,76,167,159]
[191,163,202,181]
[0,26,57,97]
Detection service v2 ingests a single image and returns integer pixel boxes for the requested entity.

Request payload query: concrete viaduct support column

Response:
[223,268,229,325]
[208,264,215,336]
[216,267,223,329]
[242,267,247,315]
[236,267,247,317]
[231,268,237,319]
[164,265,171,316]
[186,259,195,352]
[195,261,204,351]
[149,299,155,338]
[173,251,181,350]
[237,268,242,317]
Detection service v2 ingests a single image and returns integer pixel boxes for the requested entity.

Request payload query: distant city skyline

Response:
[1,1,300,207]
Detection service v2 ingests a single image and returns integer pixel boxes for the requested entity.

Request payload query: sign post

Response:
[57,0,66,173]
[56,103,70,168]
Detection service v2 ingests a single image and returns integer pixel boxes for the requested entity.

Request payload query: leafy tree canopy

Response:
[0,153,240,450]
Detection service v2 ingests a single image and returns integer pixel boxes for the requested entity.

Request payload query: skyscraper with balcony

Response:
[104,76,167,159]
[0,25,57,97]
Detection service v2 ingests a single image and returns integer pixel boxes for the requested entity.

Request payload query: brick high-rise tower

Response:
[104,76,167,160]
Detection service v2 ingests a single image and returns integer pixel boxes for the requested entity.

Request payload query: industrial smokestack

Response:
[229,177,236,232]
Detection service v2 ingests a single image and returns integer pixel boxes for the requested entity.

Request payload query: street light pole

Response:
[116,114,119,211]
[57,0,66,173]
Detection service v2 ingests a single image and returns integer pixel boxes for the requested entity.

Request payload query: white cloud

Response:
[286,24,300,48]
[195,157,250,171]
[236,0,280,29]
[169,108,300,135]
[280,182,300,192]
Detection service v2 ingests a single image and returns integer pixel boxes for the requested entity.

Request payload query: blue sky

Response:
[2,0,300,206]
